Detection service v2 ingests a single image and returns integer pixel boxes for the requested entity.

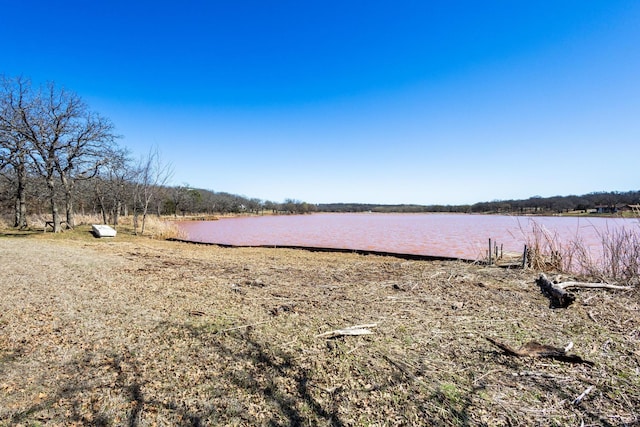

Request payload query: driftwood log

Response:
[536,274,576,307]
[536,273,633,308]
[486,336,593,365]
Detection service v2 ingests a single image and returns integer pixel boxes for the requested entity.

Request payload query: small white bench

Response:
[92,224,117,238]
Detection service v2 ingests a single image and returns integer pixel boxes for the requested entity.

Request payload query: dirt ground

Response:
[0,231,638,426]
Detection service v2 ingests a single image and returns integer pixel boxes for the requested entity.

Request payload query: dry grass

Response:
[0,231,639,426]
[522,220,565,272]
[523,219,640,285]
[118,215,186,240]
[0,213,184,240]
[569,226,640,285]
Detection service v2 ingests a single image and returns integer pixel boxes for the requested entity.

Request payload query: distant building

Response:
[594,204,640,214]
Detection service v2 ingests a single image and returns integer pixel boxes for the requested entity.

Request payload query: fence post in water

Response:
[522,245,528,269]
[488,239,492,265]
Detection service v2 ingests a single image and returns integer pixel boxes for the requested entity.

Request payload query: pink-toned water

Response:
[176,213,638,260]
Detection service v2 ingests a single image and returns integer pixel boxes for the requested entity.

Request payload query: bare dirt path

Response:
[1,236,638,426]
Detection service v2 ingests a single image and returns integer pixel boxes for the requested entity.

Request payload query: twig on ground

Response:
[511,371,564,379]
[219,320,271,333]
[572,385,595,405]
[188,310,207,316]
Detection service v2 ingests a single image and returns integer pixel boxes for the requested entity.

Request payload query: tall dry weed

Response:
[523,218,640,285]
[522,220,564,271]
[145,216,186,239]
[117,215,186,239]
[71,214,103,226]
[0,214,12,229]
[569,225,640,284]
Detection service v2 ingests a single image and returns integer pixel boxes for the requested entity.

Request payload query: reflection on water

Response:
[176,213,638,260]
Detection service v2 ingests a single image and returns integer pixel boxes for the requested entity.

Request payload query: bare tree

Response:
[4,80,117,232]
[94,147,135,226]
[0,76,33,228]
[169,184,191,217]
[133,147,173,235]
[43,84,117,229]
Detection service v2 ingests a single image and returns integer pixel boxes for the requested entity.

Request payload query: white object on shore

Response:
[315,323,378,339]
[92,224,117,238]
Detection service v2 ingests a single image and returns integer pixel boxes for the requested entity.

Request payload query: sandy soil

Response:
[0,233,638,426]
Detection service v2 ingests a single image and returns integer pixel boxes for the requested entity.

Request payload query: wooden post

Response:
[522,245,528,269]
[488,239,492,265]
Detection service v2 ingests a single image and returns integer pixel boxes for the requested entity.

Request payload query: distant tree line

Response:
[466,192,640,214]
[317,191,640,215]
[0,76,312,232]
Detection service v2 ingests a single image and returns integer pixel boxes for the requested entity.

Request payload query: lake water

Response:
[176,213,639,260]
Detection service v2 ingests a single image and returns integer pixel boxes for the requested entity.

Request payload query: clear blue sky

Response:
[3,1,639,205]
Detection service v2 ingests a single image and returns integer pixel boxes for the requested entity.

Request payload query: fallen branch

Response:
[316,323,377,339]
[536,274,633,308]
[378,351,431,389]
[486,336,594,365]
[537,274,576,307]
[556,281,633,291]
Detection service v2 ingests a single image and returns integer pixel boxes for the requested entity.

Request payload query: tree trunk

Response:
[141,193,151,235]
[51,204,61,233]
[99,199,107,224]
[14,188,28,229]
[133,210,139,235]
[113,200,121,226]
[13,156,28,229]
[61,175,75,229]
[46,177,62,233]
[65,196,74,228]
[141,211,148,235]
[14,198,20,228]
[132,191,140,235]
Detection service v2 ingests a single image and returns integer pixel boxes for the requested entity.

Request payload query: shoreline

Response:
[167,237,475,263]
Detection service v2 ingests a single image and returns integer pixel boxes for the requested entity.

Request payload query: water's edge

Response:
[167,237,475,263]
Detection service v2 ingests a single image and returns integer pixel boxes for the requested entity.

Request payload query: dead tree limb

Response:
[536,274,576,307]
[536,274,633,308]
[486,337,594,365]
[555,281,633,291]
